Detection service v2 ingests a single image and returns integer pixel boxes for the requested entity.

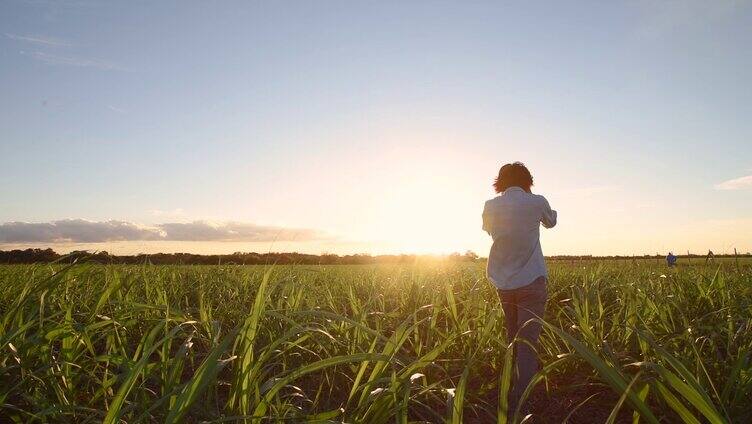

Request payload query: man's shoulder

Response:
[532,193,550,205]
[485,196,502,205]
[485,194,509,207]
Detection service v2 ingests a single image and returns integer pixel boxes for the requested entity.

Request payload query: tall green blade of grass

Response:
[102,322,187,424]
[539,319,660,424]
[165,328,238,424]
[651,363,725,424]
[606,370,643,424]
[253,353,391,418]
[653,380,702,424]
[228,268,272,416]
[450,364,470,424]
[720,351,749,407]
[497,344,514,424]
[635,329,727,423]
[632,382,650,424]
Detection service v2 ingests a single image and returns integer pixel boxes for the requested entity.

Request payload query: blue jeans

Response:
[497,276,547,405]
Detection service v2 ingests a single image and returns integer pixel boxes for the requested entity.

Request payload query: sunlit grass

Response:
[0,259,750,422]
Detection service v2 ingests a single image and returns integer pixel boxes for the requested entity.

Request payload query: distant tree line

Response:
[0,248,748,265]
[0,248,482,265]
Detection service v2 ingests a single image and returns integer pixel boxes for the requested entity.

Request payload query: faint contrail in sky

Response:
[5,33,70,47]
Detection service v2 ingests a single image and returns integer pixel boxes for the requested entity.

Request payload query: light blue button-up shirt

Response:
[482,187,557,290]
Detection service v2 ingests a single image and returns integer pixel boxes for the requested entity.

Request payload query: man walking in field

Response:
[482,162,557,415]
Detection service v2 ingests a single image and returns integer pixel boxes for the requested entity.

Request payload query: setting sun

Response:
[2,2,751,422]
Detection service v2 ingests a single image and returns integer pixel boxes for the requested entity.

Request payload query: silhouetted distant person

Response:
[666,252,677,267]
[482,162,556,414]
[706,250,715,264]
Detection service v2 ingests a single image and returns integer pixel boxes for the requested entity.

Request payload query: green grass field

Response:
[1,259,750,423]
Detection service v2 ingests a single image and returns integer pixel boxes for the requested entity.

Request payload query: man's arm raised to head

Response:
[540,196,557,229]
[482,201,492,234]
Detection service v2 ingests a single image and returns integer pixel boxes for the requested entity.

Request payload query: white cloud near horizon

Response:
[714,175,752,190]
[0,219,325,243]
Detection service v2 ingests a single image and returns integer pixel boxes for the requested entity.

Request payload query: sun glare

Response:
[370,174,477,254]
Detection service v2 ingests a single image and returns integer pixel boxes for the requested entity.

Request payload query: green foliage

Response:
[0,260,750,422]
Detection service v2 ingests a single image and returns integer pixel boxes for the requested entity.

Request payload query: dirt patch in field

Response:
[467,374,640,424]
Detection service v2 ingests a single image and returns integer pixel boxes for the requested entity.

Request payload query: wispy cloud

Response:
[0,220,163,243]
[8,32,127,72]
[159,221,324,242]
[149,208,185,218]
[714,175,752,190]
[107,105,127,114]
[5,33,71,47]
[636,0,746,37]
[0,219,326,243]
[559,185,618,198]
[16,0,97,7]
[20,51,125,71]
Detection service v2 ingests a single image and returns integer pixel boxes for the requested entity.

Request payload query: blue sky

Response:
[1,0,751,255]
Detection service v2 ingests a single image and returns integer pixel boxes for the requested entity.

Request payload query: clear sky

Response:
[1,0,751,256]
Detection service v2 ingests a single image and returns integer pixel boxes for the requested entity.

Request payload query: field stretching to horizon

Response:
[0,258,750,423]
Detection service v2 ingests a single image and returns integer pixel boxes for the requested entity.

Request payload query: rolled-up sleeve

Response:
[540,197,557,228]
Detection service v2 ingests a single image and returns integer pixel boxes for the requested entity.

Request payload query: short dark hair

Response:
[493,162,533,193]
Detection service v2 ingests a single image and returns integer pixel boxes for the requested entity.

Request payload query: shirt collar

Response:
[504,187,525,194]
